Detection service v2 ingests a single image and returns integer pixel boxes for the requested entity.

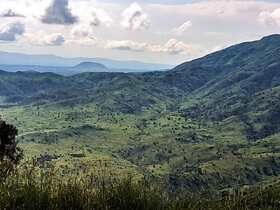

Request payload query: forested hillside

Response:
[1,35,280,192]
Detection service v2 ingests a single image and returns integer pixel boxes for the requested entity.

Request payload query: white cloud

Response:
[70,25,98,46]
[0,22,25,42]
[69,7,113,45]
[71,25,91,38]
[121,3,150,30]
[173,21,192,36]
[105,38,193,55]
[90,9,113,27]
[23,32,65,46]
[259,8,280,27]
[43,33,65,46]
[106,40,148,52]
[149,39,191,55]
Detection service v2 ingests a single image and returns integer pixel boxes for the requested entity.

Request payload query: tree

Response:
[0,119,23,178]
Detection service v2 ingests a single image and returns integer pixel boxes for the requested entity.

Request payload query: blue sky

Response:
[0,0,280,65]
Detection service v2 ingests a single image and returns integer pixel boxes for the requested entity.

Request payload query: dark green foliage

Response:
[0,119,22,179]
[0,119,22,163]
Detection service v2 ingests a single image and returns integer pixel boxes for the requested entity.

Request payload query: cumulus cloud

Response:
[43,34,65,46]
[121,3,150,30]
[173,21,192,36]
[0,9,25,18]
[105,38,192,55]
[41,0,78,25]
[70,23,99,46]
[71,25,91,38]
[70,25,97,46]
[70,8,112,43]
[106,40,148,52]
[23,32,66,46]
[259,8,280,27]
[90,9,113,27]
[149,39,190,55]
[0,22,25,41]
[91,13,101,27]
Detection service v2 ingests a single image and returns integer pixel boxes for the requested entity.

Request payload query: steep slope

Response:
[177,35,280,141]
[172,34,280,91]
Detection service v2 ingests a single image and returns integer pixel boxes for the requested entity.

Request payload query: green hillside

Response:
[1,34,280,193]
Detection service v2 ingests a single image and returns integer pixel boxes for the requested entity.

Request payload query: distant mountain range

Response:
[0,61,170,75]
[0,62,110,76]
[0,51,173,73]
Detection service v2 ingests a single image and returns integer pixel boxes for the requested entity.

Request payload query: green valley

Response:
[2,34,280,195]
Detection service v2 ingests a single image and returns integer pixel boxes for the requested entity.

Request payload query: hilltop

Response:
[74,62,108,70]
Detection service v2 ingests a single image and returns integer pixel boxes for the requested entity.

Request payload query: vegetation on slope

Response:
[1,35,280,196]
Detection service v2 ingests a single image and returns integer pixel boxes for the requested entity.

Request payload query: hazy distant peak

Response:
[74,62,108,69]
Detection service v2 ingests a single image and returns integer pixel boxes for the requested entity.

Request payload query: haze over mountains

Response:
[0,51,173,75]
[0,62,110,76]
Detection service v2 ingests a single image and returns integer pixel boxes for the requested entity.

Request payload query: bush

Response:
[0,119,23,179]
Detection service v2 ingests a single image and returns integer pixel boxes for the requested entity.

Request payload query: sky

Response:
[0,0,280,65]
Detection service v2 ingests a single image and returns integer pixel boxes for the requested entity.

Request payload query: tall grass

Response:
[0,161,280,210]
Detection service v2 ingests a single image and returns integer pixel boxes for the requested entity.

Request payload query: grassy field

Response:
[1,160,280,210]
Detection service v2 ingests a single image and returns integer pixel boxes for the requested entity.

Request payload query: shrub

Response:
[0,161,280,210]
[0,119,23,179]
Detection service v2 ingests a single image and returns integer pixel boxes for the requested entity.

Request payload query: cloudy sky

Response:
[0,0,280,65]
